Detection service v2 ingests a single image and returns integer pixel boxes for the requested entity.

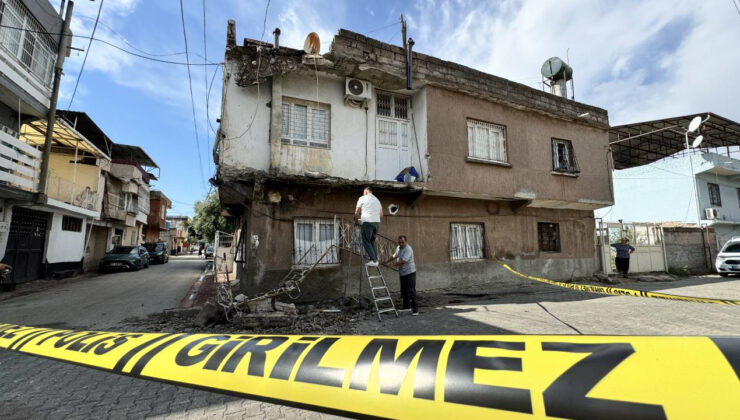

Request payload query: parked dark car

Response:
[144,242,169,264]
[99,246,150,272]
[204,245,214,259]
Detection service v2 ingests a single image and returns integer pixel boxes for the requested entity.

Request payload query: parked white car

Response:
[715,238,740,276]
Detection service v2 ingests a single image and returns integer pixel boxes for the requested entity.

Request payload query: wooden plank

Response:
[0,142,40,168]
[0,169,37,190]
[0,130,42,158]
[0,158,38,178]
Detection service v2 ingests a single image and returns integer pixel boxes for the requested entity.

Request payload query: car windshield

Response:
[144,243,161,252]
[722,243,740,253]
[206,246,213,251]
[110,246,135,254]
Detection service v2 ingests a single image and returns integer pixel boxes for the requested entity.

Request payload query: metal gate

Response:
[597,221,667,274]
[4,207,49,282]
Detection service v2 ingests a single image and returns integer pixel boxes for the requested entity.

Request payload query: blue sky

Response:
[50,0,740,216]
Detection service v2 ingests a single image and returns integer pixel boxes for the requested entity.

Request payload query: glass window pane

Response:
[311,108,327,142]
[293,104,307,139]
[281,103,290,137]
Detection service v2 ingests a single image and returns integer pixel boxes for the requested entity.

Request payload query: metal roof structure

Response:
[610,112,740,170]
[111,144,159,169]
[20,118,109,158]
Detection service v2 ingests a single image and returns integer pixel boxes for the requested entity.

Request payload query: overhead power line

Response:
[68,0,104,108]
[179,0,205,188]
[202,0,212,176]
[0,23,222,66]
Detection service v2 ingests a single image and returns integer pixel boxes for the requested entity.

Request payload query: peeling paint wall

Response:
[219,66,429,182]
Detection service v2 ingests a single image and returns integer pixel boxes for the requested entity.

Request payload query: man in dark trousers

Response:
[354,187,383,266]
[611,237,635,277]
[386,235,418,315]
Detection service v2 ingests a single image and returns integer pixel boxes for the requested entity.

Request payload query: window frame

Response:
[281,96,331,149]
[537,222,561,253]
[708,183,722,206]
[466,119,508,164]
[292,217,340,266]
[61,215,82,232]
[450,223,485,261]
[551,138,579,174]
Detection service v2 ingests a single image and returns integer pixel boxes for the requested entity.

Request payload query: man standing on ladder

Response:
[386,235,418,315]
[355,187,383,267]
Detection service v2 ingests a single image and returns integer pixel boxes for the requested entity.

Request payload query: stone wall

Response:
[663,227,717,274]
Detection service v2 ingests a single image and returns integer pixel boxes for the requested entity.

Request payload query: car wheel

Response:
[720,273,729,277]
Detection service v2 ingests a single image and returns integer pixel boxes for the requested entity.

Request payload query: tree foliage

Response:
[191,192,233,243]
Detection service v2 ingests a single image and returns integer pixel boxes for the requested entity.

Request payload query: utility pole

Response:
[37,1,74,204]
[401,14,407,52]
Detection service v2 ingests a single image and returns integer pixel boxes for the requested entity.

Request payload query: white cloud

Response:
[405,0,740,125]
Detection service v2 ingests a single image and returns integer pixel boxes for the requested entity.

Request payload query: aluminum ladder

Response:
[361,254,399,321]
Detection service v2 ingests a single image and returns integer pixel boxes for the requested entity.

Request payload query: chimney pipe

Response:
[273,28,281,49]
[226,20,236,48]
[406,38,414,90]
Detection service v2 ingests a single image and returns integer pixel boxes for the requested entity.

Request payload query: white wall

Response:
[45,211,87,264]
[219,65,429,182]
[0,200,12,257]
[219,61,272,171]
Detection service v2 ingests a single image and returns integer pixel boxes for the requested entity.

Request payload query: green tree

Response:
[191,192,233,243]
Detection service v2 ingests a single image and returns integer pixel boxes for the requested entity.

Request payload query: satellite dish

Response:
[303,32,320,55]
[691,135,704,148]
[688,116,702,133]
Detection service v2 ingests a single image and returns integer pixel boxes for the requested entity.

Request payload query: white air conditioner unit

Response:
[705,208,719,220]
[345,78,372,101]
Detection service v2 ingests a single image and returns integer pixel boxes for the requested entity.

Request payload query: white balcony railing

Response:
[47,171,100,212]
[0,125,41,192]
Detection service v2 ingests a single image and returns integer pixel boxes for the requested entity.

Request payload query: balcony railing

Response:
[0,124,41,192]
[47,171,100,212]
[0,0,56,88]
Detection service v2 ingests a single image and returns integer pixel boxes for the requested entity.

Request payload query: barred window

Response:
[467,119,507,163]
[281,97,330,148]
[376,92,409,119]
[293,218,339,265]
[376,92,410,150]
[62,215,82,232]
[0,0,57,86]
[450,223,484,260]
[552,138,579,173]
[708,183,721,206]
[538,222,560,252]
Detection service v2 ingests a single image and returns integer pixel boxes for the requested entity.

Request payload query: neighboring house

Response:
[214,25,613,298]
[56,111,158,271]
[597,151,740,246]
[144,190,171,242]
[165,215,188,252]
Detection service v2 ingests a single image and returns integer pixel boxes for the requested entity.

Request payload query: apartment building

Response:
[215,25,612,298]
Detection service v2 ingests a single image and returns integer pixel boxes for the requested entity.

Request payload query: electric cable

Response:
[67,0,104,108]
[178,0,205,188]
[202,0,212,176]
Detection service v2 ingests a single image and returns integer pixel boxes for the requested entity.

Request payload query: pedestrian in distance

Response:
[385,235,418,315]
[611,238,635,277]
[354,187,383,267]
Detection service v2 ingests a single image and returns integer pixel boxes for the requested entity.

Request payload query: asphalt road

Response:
[0,256,205,330]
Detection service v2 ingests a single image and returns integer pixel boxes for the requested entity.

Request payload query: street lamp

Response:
[685,115,706,226]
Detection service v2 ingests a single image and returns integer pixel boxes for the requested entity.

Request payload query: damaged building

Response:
[214,22,613,300]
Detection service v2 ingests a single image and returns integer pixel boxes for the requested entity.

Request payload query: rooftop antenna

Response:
[303,32,320,56]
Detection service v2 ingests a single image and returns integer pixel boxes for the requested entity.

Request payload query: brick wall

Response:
[663,227,717,274]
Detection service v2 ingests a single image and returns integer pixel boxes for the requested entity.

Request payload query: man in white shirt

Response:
[354,187,383,266]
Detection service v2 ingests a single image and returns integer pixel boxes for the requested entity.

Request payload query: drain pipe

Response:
[406,38,414,90]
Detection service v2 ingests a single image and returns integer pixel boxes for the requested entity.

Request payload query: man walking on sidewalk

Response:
[386,235,418,315]
[355,187,383,266]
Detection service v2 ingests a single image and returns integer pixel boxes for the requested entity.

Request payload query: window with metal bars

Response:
[281,97,330,148]
[293,218,339,265]
[450,223,484,260]
[376,92,411,150]
[538,222,561,252]
[0,0,57,86]
[708,183,721,206]
[736,188,740,208]
[552,138,579,173]
[61,215,82,232]
[466,119,507,163]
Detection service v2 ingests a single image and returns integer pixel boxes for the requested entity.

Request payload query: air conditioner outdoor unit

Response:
[705,208,719,219]
[345,78,372,101]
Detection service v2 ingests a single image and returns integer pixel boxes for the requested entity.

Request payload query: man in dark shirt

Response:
[611,238,635,277]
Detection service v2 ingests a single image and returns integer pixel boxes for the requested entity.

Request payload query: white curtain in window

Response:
[467,120,506,162]
[293,219,338,265]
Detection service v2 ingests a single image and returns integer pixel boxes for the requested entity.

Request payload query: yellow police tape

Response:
[1,323,739,418]
[497,260,740,305]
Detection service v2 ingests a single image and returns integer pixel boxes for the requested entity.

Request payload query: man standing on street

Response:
[386,235,418,315]
[355,187,383,266]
